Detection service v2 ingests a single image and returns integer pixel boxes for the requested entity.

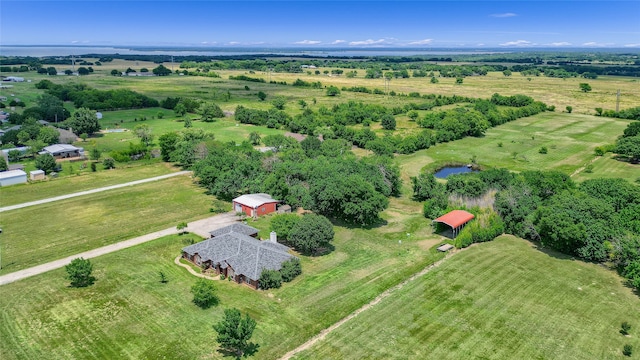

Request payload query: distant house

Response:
[233,193,280,218]
[3,77,24,82]
[0,96,7,101]
[0,169,27,186]
[182,223,295,289]
[40,144,83,159]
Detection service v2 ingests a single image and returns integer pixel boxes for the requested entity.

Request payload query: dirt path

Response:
[570,157,599,177]
[0,212,237,286]
[278,249,461,360]
[0,171,192,213]
[174,256,220,280]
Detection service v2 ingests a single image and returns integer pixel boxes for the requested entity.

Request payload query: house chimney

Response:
[270,231,277,243]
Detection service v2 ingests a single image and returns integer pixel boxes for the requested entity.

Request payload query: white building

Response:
[0,169,27,186]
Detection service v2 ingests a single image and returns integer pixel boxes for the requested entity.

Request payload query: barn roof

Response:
[433,210,475,228]
[233,193,279,208]
[0,169,27,179]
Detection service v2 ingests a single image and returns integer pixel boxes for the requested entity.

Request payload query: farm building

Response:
[0,169,27,186]
[182,223,295,289]
[233,193,280,218]
[40,144,82,159]
[433,210,475,237]
[3,77,24,82]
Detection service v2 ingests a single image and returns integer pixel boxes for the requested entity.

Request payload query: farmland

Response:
[0,52,638,360]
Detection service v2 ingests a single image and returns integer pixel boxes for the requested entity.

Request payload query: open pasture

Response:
[294,235,640,360]
[397,112,631,179]
[0,207,444,360]
[0,175,213,275]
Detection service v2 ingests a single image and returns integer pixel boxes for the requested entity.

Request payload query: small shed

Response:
[30,169,45,181]
[433,210,475,237]
[0,169,27,186]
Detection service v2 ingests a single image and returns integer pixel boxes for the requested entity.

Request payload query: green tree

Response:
[503,69,512,77]
[77,67,90,75]
[271,96,286,110]
[288,214,334,254]
[298,99,307,109]
[90,147,101,161]
[326,85,341,96]
[35,153,57,174]
[110,69,119,76]
[199,103,224,122]
[0,156,7,171]
[381,114,396,130]
[37,126,59,145]
[177,221,188,234]
[133,124,154,146]
[65,258,95,287]
[430,76,439,84]
[152,64,171,76]
[66,108,101,135]
[184,117,192,128]
[174,103,187,117]
[248,131,261,146]
[191,278,219,309]
[213,308,258,358]
[47,67,57,75]
[407,111,419,122]
[566,106,573,113]
[270,214,300,241]
[158,132,180,162]
[258,269,282,289]
[579,83,592,92]
[257,91,267,101]
[455,77,464,85]
[615,136,640,162]
[103,157,115,169]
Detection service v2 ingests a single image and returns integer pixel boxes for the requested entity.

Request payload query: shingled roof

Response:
[209,223,259,238]
[183,232,294,281]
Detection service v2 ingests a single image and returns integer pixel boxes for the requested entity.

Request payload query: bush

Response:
[280,258,302,282]
[623,344,632,357]
[621,322,632,336]
[103,157,115,169]
[35,153,57,174]
[539,146,548,154]
[259,269,282,289]
[191,278,219,309]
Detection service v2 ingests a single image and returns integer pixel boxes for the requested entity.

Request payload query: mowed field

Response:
[0,209,444,360]
[397,112,632,180]
[0,175,213,275]
[293,235,640,360]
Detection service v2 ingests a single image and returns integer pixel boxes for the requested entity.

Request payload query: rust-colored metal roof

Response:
[433,210,475,228]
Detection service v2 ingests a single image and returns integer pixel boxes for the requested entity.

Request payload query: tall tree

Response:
[288,214,335,254]
[133,124,154,146]
[66,108,101,135]
[213,308,258,358]
[65,258,95,287]
[199,103,224,122]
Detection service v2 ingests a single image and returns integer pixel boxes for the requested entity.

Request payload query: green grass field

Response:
[396,112,632,181]
[0,162,177,206]
[0,175,213,275]
[0,208,444,360]
[293,235,640,360]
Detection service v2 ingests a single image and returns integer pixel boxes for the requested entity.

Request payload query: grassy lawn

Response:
[293,235,640,360]
[396,112,631,180]
[0,175,213,275]
[0,204,445,360]
[0,162,179,206]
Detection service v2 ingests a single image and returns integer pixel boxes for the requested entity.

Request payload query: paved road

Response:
[0,171,192,213]
[0,212,238,286]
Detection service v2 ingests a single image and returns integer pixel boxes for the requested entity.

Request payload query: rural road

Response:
[0,171,192,213]
[0,211,238,286]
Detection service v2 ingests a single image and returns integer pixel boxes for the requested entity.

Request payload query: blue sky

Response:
[1,1,639,48]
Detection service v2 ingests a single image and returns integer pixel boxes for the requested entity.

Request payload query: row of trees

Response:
[35,80,159,110]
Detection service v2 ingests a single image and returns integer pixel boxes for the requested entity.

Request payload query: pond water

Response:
[434,166,478,178]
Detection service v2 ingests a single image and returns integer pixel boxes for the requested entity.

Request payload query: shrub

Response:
[65,258,95,287]
[191,278,219,309]
[259,269,282,289]
[621,322,632,336]
[623,344,632,357]
[539,146,548,154]
[280,258,302,282]
[103,157,115,169]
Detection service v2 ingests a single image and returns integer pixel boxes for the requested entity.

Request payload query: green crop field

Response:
[293,235,640,360]
[0,175,213,275]
[0,208,444,360]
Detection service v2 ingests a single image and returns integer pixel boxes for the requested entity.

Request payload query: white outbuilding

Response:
[0,169,27,186]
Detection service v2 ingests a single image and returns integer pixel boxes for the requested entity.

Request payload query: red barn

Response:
[233,193,280,218]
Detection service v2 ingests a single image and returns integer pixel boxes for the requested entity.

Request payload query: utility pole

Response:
[616,89,620,112]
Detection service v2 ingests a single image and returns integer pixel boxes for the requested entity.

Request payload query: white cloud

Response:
[499,40,533,46]
[201,41,217,45]
[549,42,571,46]
[624,43,640,47]
[71,40,79,44]
[349,38,389,46]
[227,42,241,45]
[477,43,485,46]
[331,40,346,45]
[407,39,433,45]
[490,13,517,18]
[582,41,614,47]
[295,40,321,45]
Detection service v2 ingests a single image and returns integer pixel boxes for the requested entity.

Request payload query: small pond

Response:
[434,166,479,179]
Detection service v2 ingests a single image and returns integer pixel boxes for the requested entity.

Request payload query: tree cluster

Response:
[36,80,159,110]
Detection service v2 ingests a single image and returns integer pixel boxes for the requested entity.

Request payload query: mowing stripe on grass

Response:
[279,248,464,360]
[0,171,191,213]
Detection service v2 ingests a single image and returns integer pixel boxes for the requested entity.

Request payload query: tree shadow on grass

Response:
[216,343,260,359]
[528,241,577,261]
[332,217,388,231]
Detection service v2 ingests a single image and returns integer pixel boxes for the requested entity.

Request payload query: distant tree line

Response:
[35,80,159,110]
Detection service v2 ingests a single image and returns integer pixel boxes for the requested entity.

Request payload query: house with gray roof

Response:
[182,223,295,289]
[40,144,83,159]
[209,223,259,238]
